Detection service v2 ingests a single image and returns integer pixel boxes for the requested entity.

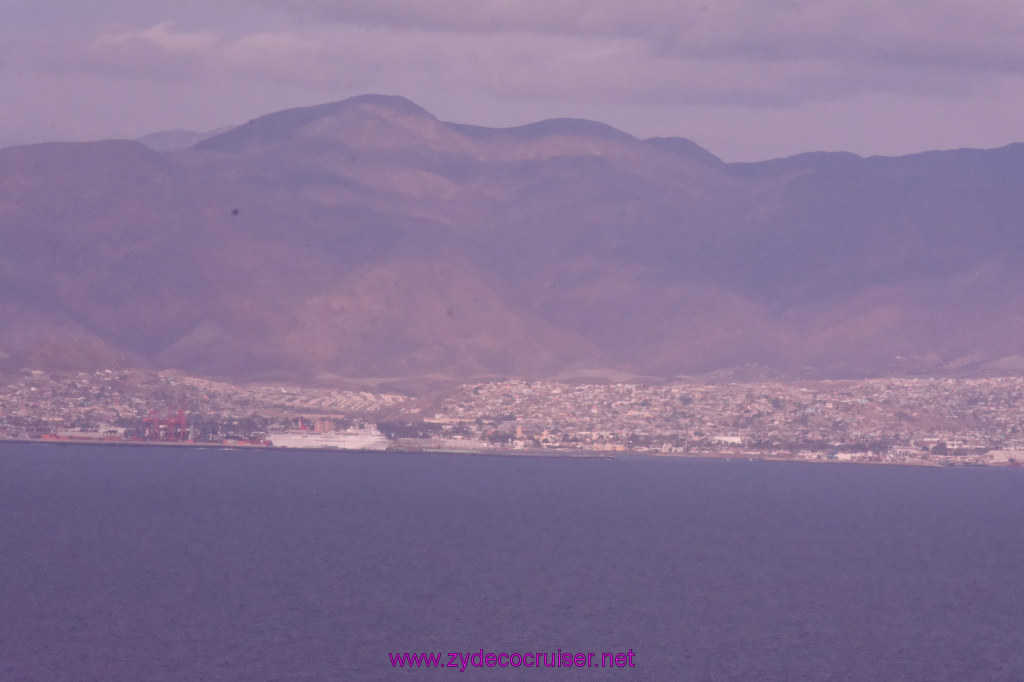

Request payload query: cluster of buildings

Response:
[3,369,1024,465]
[433,377,1024,464]
[0,369,406,443]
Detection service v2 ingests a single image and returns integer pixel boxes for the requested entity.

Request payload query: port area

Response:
[1,436,1001,467]
[5,369,1024,467]
[0,436,611,459]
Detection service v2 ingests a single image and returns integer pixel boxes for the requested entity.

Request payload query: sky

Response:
[3,1,1024,162]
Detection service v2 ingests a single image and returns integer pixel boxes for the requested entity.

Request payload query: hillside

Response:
[2,94,1023,381]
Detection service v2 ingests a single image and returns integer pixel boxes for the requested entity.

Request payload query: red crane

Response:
[142,407,189,441]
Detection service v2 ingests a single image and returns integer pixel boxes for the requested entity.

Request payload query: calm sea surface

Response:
[2,443,1023,681]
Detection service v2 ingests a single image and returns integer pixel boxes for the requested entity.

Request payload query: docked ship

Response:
[268,426,389,450]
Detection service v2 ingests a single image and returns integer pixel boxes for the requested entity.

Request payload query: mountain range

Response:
[2,94,1024,382]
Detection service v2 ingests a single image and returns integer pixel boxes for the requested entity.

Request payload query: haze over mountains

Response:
[2,94,1024,382]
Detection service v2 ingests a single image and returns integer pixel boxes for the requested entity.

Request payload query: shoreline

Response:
[1,436,1017,467]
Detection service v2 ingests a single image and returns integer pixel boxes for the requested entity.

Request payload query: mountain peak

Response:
[195,94,438,154]
[507,118,635,141]
[340,93,433,117]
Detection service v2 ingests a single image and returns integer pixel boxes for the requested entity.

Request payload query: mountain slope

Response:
[2,95,1024,380]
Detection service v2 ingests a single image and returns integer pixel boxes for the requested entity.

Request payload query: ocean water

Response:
[2,443,1023,681]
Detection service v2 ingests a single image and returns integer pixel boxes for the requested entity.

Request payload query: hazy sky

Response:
[3,0,1024,161]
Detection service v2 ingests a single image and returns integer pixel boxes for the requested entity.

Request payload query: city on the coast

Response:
[2,368,1024,466]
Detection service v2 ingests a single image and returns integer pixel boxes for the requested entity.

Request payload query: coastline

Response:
[2,436,1017,467]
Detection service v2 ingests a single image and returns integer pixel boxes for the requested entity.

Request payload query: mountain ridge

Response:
[2,94,1024,382]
